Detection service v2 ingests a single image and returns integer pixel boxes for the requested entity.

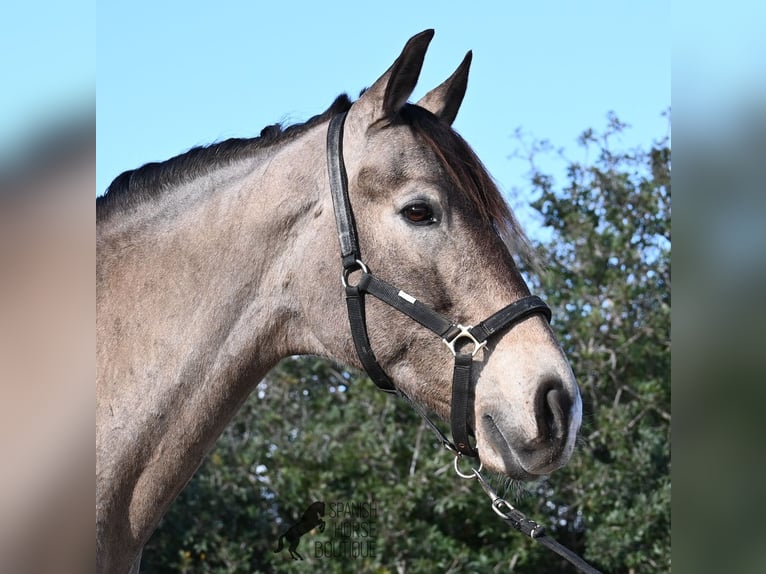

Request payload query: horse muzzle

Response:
[476,376,583,479]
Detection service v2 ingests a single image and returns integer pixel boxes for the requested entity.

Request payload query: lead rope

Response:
[397,394,603,573]
[451,452,603,574]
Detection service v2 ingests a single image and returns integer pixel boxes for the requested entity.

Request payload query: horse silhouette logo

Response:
[274,501,326,560]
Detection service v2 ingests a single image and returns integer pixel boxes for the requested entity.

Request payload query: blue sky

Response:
[96,1,670,236]
[0,3,93,164]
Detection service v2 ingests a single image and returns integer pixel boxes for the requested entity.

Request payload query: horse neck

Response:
[99,141,323,378]
[96,124,331,567]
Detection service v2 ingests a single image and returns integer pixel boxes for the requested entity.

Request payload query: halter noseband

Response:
[326,112,552,458]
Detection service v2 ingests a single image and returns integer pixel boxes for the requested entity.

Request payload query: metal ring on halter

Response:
[341,259,370,288]
[453,453,483,479]
[443,324,487,357]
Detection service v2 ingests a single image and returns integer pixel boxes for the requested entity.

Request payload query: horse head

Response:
[312,30,582,479]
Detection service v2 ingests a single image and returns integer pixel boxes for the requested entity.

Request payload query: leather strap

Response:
[358,273,458,339]
[450,353,478,457]
[344,284,397,393]
[471,296,552,343]
[327,112,360,269]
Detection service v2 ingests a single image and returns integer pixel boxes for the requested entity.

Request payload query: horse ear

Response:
[353,29,434,123]
[416,51,472,126]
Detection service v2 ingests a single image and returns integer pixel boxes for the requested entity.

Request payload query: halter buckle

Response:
[444,325,487,357]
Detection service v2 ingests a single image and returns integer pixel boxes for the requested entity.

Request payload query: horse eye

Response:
[402,203,435,225]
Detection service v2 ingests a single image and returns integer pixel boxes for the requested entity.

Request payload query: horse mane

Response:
[97,95,535,266]
[96,94,354,220]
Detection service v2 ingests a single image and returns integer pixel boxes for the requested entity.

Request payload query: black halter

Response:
[326,112,552,458]
[326,112,603,574]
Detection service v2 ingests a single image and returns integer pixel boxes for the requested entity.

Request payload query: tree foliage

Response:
[141,113,670,573]
[521,112,671,572]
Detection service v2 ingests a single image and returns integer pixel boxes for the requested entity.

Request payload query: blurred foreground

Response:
[0,109,94,574]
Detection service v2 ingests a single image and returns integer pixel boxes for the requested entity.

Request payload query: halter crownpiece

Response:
[326,111,552,457]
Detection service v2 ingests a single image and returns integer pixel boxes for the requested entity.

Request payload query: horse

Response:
[96,29,582,573]
[273,501,326,560]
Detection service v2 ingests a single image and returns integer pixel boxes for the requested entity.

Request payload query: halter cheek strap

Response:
[326,112,551,458]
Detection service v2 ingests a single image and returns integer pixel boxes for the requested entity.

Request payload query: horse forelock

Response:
[397,104,538,270]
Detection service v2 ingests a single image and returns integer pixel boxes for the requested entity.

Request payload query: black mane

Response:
[97,94,353,220]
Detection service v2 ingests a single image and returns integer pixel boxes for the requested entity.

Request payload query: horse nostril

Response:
[535,381,571,442]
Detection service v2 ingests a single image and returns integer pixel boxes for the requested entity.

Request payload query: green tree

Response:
[141,112,670,573]
[517,111,671,573]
